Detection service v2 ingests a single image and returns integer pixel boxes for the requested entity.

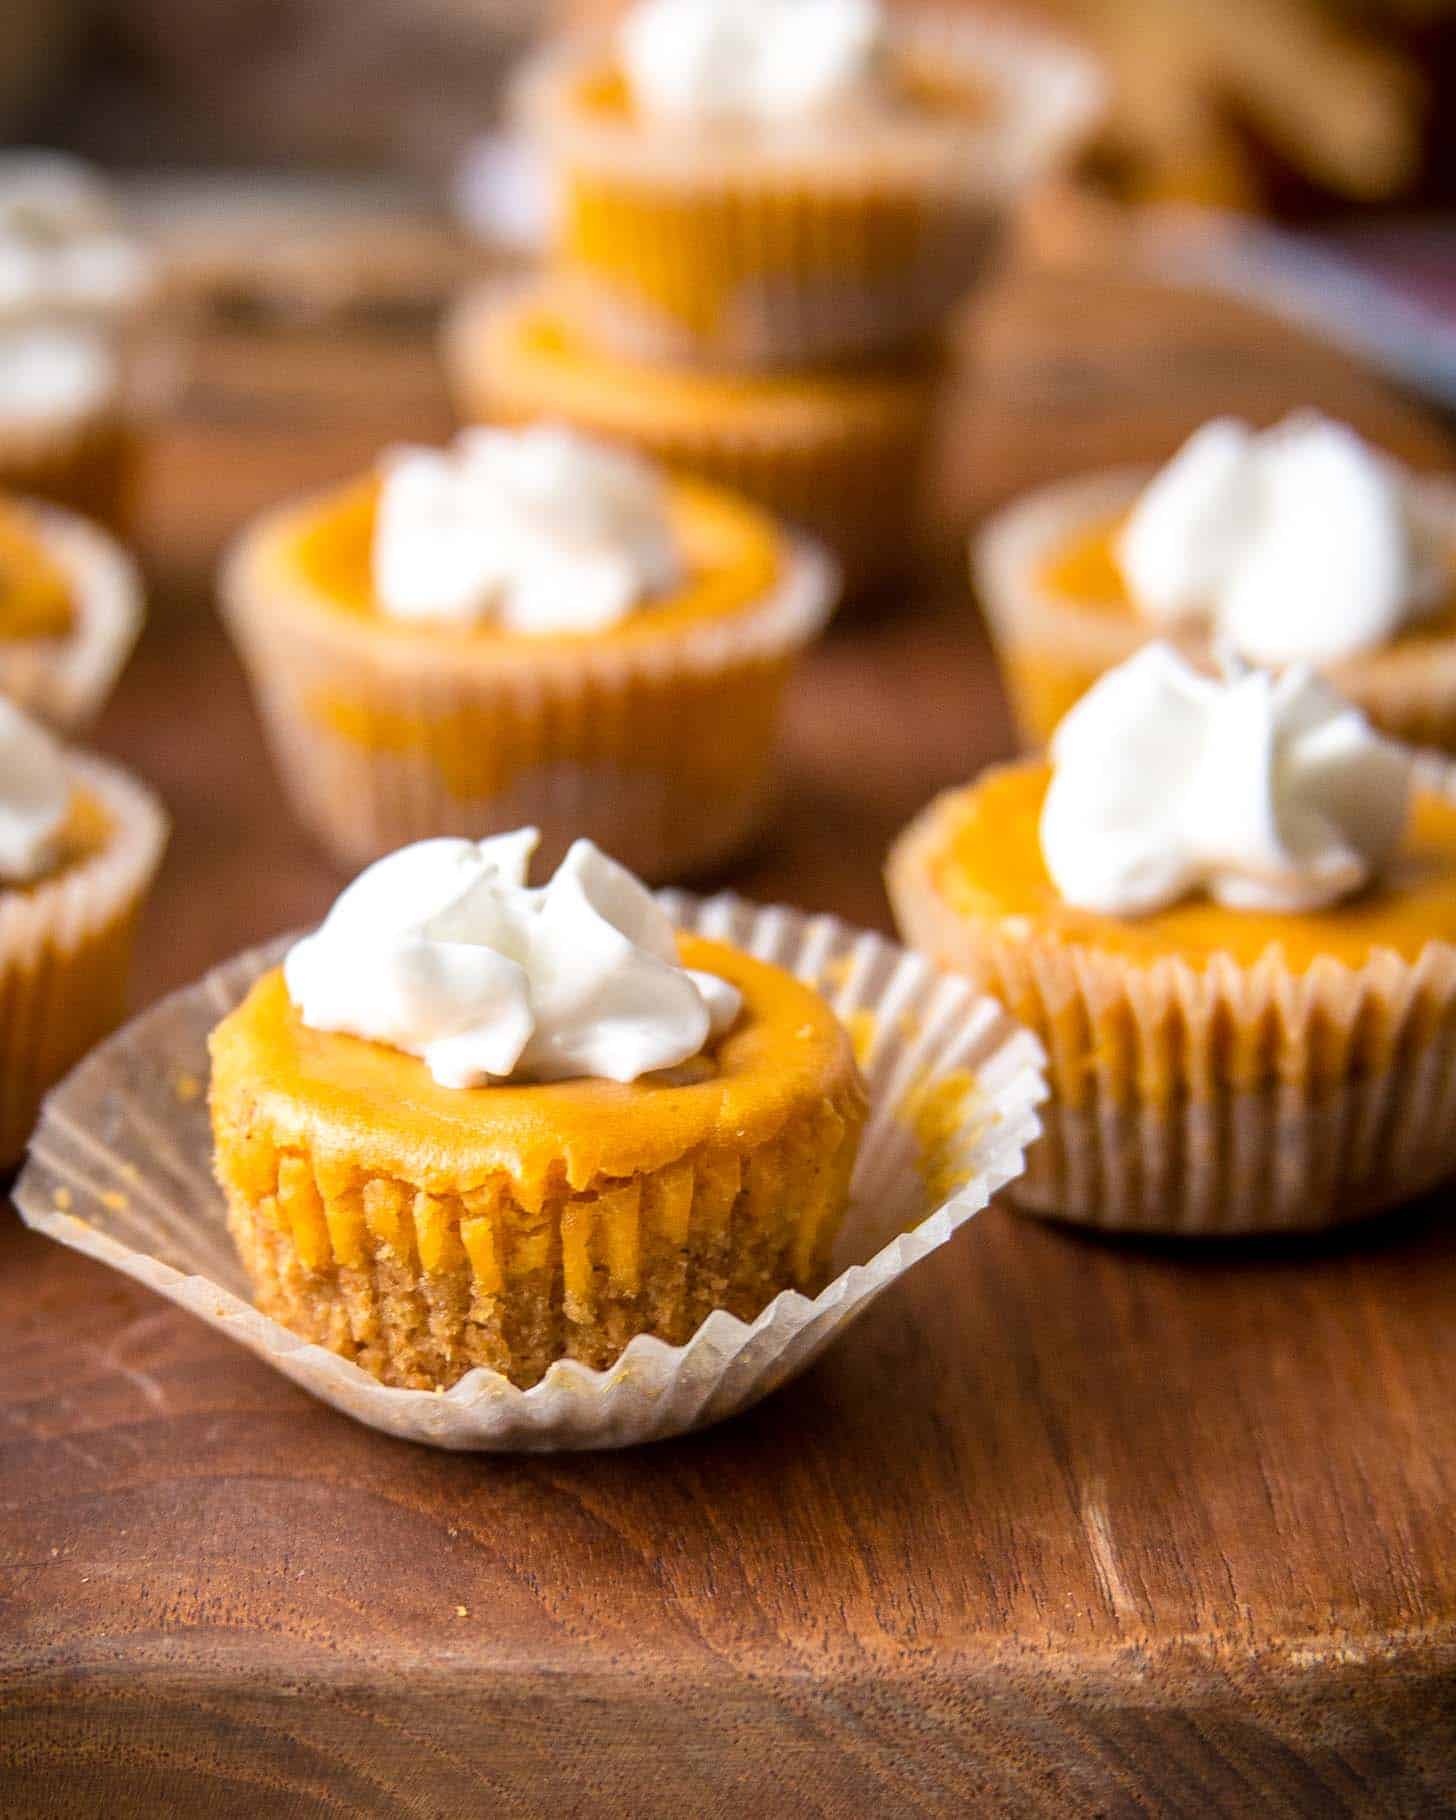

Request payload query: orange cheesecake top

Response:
[571,55,990,129]
[477,291,937,433]
[262,473,784,654]
[209,933,864,1200]
[1040,512,1456,650]
[928,760,1456,973]
[3,785,112,897]
[0,498,75,641]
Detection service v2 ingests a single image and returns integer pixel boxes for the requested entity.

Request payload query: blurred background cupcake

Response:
[0,151,159,532]
[3,0,1456,948]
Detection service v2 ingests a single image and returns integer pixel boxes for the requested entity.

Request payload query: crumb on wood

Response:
[52,1188,72,1212]
[101,1191,128,1213]
[173,1072,202,1104]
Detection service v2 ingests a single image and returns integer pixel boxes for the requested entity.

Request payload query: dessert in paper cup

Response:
[221,425,838,881]
[0,153,164,532]
[15,852,1045,1451]
[443,279,943,592]
[517,0,1102,369]
[0,492,144,730]
[977,412,1456,753]
[0,701,168,1169]
[889,643,1456,1236]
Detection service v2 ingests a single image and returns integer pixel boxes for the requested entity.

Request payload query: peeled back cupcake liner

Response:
[443,280,944,590]
[14,895,1047,1451]
[220,506,839,881]
[517,11,1102,369]
[0,498,145,731]
[0,753,168,1169]
[976,467,1456,754]
[888,788,1456,1235]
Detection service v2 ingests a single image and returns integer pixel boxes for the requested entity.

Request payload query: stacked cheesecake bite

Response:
[444,0,1101,595]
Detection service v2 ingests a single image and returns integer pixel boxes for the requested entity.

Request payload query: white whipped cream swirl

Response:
[1117,413,1442,666]
[372,426,682,633]
[0,326,114,426]
[0,698,70,885]
[1041,643,1412,916]
[0,152,152,323]
[619,0,886,125]
[284,830,742,1089]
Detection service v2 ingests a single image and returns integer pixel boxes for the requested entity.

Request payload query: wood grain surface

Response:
[3,260,1456,1819]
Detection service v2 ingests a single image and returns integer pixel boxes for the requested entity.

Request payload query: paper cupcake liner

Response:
[443,280,943,590]
[518,12,1102,368]
[221,511,839,881]
[888,788,1456,1234]
[15,896,1046,1451]
[0,499,145,731]
[0,402,137,535]
[976,467,1456,754]
[0,754,167,1168]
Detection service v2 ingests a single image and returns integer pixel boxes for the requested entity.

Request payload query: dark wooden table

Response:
[3,261,1455,1818]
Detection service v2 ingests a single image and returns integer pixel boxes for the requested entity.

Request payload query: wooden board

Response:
[3,261,1456,1818]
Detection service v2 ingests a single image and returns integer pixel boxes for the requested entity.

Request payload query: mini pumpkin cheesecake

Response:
[978,412,1456,752]
[443,280,943,591]
[210,831,867,1389]
[518,0,1100,368]
[0,490,143,729]
[0,335,137,532]
[221,424,837,880]
[0,155,160,532]
[889,643,1456,1235]
[0,700,167,1169]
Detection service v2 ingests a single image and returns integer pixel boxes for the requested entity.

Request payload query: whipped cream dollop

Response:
[0,326,114,426]
[284,830,742,1088]
[619,0,886,125]
[1117,413,1442,666]
[0,698,70,885]
[372,426,682,633]
[1040,643,1412,916]
[0,152,151,322]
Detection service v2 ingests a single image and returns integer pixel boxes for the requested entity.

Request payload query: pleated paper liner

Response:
[887,781,1456,1236]
[975,467,1456,754]
[0,753,168,1167]
[15,894,1046,1451]
[0,499,144,731]
[221,507,839,881]
[442,279,944,593]
[518,11,1103,369]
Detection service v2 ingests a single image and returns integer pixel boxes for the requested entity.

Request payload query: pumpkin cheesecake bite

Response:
[889,642,1456,1234]
[221,423,837,880]
[0,490,143,730]
[517,0,1101,368]
[0,154,159,530]
[443,280,943,591]
[978,411,1456,752]
[209,829,867,1390]
[0,699,167,1169]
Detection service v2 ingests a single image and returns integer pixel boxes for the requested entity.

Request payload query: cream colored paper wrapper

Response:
[888,776,1456,1236]
[221,509,838,881]
[0,500,144,730]
[1,753,167,1165]
[976,467,1456,753]
[519,11,1103,368]
[16,895,1044,1451]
